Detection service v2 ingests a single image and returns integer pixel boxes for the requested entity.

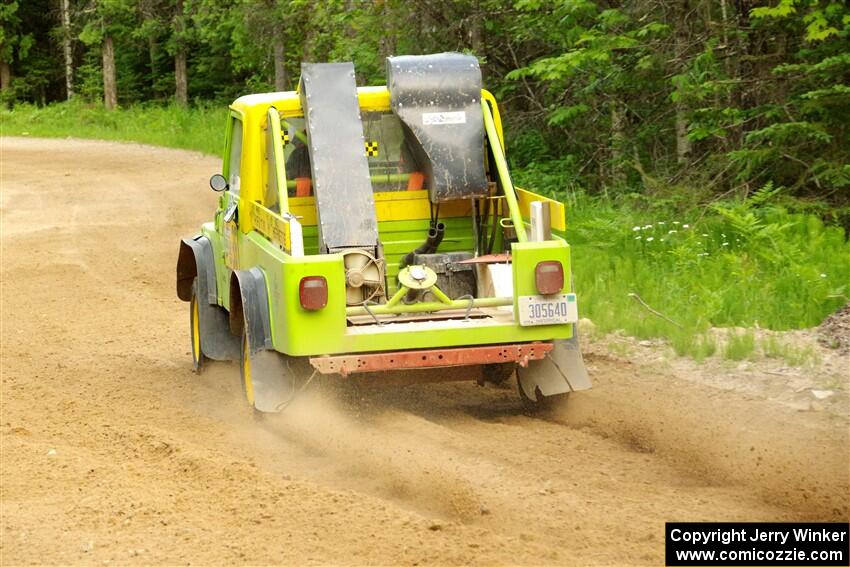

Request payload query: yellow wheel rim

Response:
[242,332,255,405]
[191,296,201,363]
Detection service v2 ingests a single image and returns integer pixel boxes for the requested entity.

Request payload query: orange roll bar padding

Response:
[295,177,313,197]
[407,172,424,191]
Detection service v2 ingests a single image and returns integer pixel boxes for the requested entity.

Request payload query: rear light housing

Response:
[299,276,328,310]
[535,261,564,295]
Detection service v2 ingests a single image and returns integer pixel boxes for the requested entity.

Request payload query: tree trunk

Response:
[674,0,691,165]
[102,35,117,110]
[61,0,74,99]
[175,50,187,104]
[0,61,10,92]
[174,0,188,105]
[148,37,158,93]
[469,0,483,56]
[272,25,286,91]
[377,1,396,61]
[610,102,627,188]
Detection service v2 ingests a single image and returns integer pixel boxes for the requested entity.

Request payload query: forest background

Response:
[2,0,848,360]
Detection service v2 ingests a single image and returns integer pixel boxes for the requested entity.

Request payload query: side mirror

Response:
[209,174,228,192]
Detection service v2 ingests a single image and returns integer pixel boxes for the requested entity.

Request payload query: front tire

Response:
[189,279,207,373]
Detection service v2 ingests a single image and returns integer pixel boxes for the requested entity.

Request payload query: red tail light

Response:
[535,261,564,295]
[299,276,328,310]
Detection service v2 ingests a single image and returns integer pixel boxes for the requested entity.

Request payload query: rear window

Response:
[281,111,420,197]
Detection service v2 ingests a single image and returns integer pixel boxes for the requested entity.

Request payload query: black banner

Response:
[666,523,849,566]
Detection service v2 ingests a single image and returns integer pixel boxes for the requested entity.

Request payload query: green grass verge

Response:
[1,100,227,156]
[4,101,847,363]
[558,193,848,359]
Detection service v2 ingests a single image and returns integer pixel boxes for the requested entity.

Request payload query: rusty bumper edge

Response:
[309,342,554,376]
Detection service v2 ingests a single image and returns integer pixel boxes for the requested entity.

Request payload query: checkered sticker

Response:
[282,132,290,145]
[365,141,379,157]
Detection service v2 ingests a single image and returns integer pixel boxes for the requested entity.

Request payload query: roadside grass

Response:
[760,335,820,368]
[515,178,849,363]
[4,102,847,364]
[672,333,717,362]
[724,330,757,361]
[1,100,226,156]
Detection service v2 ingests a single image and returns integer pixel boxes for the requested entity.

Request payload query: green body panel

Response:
[200,222,228,306]
[195,88,577,359]
[206,225,572,357]
[236,231,348,354]
[510,239,572,321]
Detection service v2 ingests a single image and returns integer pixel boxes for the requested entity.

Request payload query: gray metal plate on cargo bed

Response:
[300,62,378,252]
[387,53,489,203]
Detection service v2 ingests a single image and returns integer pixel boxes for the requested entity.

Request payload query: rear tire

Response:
[516,375,569,412]
[239,317,301,414]
[238,326,267,419]
[189,279,207,374]
[482,363,516,386]
[239,324,254,405]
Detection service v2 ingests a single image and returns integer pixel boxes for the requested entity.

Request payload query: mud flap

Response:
[233,268,297,413]
[516,336,591,401]
[245,349,298,413]
[179,236,239,361]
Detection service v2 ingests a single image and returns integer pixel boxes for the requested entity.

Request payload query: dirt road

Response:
[1,137,847,566]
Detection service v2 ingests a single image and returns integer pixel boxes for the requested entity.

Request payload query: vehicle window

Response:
[228,116,243,195]
[281,117,312,198]
[281,111,422,197]
[264,114,282,212]
[362,111,420,192]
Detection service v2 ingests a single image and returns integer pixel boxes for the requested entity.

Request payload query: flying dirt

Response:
[1,137,847,566]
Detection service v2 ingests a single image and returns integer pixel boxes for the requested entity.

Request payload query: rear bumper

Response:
[309,342,553,376]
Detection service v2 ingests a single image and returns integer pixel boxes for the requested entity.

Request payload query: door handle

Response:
[223,202,237,223]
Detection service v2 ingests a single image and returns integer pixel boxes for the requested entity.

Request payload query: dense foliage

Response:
[2,0,848,355]
[3,0,848,212]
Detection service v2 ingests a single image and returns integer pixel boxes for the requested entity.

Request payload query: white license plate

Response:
[518,294,578,326]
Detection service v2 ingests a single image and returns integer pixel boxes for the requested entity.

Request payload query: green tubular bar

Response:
[428,285,453,305]
[345,296,512,317]
[285,173,411,190]
[384,286,407,308]
[481,100,527,243]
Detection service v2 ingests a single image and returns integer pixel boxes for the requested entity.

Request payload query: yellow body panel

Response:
[516,187,567,232]
[287,190,473,227]
[251,202,292,250]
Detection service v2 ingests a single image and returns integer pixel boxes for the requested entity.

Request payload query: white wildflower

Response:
[658,221,666,225]
[672,221,680,225]
[646,237,654,242]
[701,233,708,237]
[820,273,827,278]
[635,236,642,240]
[722,242,729,246]
[632,226,641,231]
[683,224,690,229]
[697,252,709,257]
[668,230,677,234]
[643,224,652,230]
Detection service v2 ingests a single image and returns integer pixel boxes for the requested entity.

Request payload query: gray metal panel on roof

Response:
[300,62,378,252]
[387,53,489,203]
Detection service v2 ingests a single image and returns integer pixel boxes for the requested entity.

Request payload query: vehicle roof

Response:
[231,86,391,116]
[228,86,504,149]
